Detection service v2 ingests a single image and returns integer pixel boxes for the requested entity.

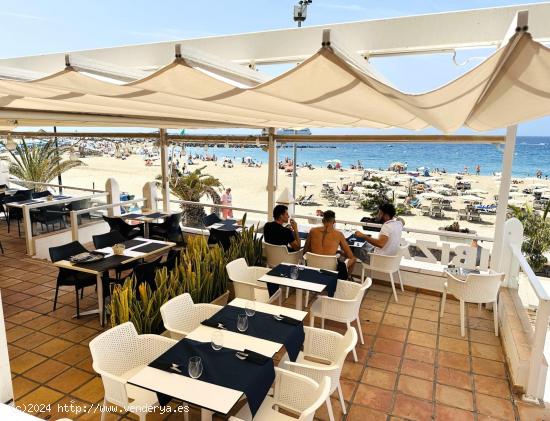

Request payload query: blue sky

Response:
[1,0,549,136]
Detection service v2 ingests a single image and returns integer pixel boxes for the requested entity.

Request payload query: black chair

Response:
[203,213,222,227]
[0,192,7,221]
[5,190,33,237]
[208,227,239,250]
[149,212,185,244]
[49,241,101,318]
[92,231,141,280]
[32,190,51,199]
[32,205,67,232]
[162,248,180,272]
[132,257,163,292]
[102,215,144,239]
[67,199,92,224]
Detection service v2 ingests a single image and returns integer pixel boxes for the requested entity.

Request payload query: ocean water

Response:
[177,136,548,178]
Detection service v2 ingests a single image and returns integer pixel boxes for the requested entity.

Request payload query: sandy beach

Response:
[30,152,546,239]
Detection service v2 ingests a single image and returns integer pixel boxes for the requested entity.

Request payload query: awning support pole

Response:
[491,125,517,275]
[159,129,170,212]
[267,128,277,221]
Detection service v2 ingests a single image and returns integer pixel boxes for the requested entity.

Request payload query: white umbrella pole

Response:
[292,139,297,200]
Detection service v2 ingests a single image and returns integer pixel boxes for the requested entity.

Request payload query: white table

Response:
[258,263,337,310]
[128,298,307,420]
[53,238,175,325]
[123,211,172,238]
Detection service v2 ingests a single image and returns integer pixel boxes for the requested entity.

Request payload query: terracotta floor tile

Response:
[415,298,440,311]
[347,404,387,421]
[316,396,346,421]
[438,351,470,372]
[361,321,380,336]
[48,367,95,394]
[71,377,105,404]
[400,359,434,381]
[397,375,433,401]
[341,361,363,381]
[10,351,47,374]
[13,331,55,351]
[470,342,504,362]
[42,320,79,336]
[382,313,410,329]
[404,344,435,364]
[33,338,74,357]
[438,336,469,355]
[52,344,90,365]
[361,367,397,390]
[8,344,25,359]
[475,393,515,420]
[21,315,58,330]
[6,325,34,342]
[516,401,550,421]
[377,325,407,342]
[468,317,495,332]
[412,307,439,322]
[12,376,40,400]
[353,384,393,412]
[63,326,99,343]
[387,303,413,317]
[360,309,384,323]
[469,328,501,346]
[437,367,472,390]
[435,404,475,421]
[436,384,473,411]
[409,318,438,335]
[471,357,506,378]
[374,337,404,357]
[6,310,41,324]
[15,385,64,407]
[368,352,401,372]
[24,359,70,383]
[75,356,95,373]
[392,393,433,421]
[440,312,462,327]
[407,330,437,348]
[474,374,510,398]
[439,323,466,339]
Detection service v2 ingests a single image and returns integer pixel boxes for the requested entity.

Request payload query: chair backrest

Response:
[69,198,92,212]
[32,190,51,199]
[209,227,238,250]
[263,241,301,267]
[92,230,126,249]
[160,293,195,335]
[49,241,87,262]
[102,215,133,236]
[452,271,505,303]
[133,257,163,291]
[370,253,402,273]
[163,212,183,230]
[226,258,256,300]
[162,248,180,272]
[203,213,221,227]
[304,252,337,271]
[14,190,33,201]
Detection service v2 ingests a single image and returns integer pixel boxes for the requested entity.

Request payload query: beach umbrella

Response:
[419,192,444,200]
[325,159,342,164]
[509,191,524,197]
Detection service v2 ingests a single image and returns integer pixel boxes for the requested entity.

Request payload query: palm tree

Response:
[8,138,83,190]
[167,166,222,226]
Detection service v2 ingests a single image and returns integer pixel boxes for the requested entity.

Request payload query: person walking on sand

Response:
[221,187,233,219]
[476,164,480,176]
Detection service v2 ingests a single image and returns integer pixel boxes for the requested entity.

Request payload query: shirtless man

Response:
[304,210,357,276]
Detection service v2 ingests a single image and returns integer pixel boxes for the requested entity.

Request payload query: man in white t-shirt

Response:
[354,203,403,263]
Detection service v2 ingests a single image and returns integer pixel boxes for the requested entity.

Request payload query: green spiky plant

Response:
[8,138,83,190]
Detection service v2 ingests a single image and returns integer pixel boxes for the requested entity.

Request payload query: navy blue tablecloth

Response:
[202,305,305,361]
[266,264,338,298]
[149,338,274,416]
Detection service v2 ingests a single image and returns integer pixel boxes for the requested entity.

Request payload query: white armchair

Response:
[160,293,221,339]
[230,368,330,421]
[226,258,282,305]
[89,322,178,421]
[280,326,357,421]
[264,241,303,299]
[304,252,338,307]
[309,279,371,361]
[440,271,505,337]
[360,252,404,302]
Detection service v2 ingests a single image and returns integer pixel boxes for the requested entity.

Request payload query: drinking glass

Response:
[245,300,256,317]
[211,331,223,351]
[188,356,203,379]
[237,314,248,332]
[290,265,299,280]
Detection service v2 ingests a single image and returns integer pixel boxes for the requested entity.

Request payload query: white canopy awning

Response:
[0,30,549,132]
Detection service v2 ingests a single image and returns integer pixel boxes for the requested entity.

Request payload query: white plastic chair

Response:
[89,322,178,421]
[226,258,282,305]
[440,271,505,337]
[263,241,303,299]
[229,368,331,421]
[160,293,221,339]
[360,252,403,302]
[309,279,371,362]
[280,326,357,421]
[304,252,338,307]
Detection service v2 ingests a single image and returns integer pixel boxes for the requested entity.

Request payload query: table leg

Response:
[200,408,213,421]
[295,288,302,310]
[22,206,34,256]
[144,222,149,238]
[97,274,104,326]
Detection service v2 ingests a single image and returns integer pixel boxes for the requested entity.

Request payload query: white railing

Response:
[8,178,107,194]
[502,218,550,402]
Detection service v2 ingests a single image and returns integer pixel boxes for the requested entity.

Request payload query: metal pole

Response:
[491,125,517,272]
[159,129,170,212]
[54,126,62,194]
[292,137,297,200]
[267,128,277,221]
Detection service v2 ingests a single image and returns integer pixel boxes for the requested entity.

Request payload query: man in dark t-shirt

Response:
[263,204,301,251]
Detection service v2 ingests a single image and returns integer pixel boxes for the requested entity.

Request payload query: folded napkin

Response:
[277,315,301,326]
[201,319,225,329]
[241,349,270,365]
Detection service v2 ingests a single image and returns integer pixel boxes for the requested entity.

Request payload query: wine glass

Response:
[237,314,249,332]
[188,356,203,379]
[290,265,299,280]
[211,331,223,351]
[245,301,256,317]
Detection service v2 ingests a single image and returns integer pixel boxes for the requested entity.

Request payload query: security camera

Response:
[293,0,312,26]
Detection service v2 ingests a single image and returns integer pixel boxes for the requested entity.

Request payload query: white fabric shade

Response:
[0,32,550,131]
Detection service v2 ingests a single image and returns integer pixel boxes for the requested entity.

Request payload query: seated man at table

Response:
[354,203,403,263]
[263,204,301,251]
[304,210,356,279]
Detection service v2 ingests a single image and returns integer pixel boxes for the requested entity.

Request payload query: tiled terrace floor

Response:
[1,224,549,420]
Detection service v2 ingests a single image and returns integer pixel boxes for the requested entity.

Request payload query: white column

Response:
[491,125,517,272]
[0,292,14,405]
[266,128,277,221]
[105,178,120,216]
[142,181,159,212]
[159,129,170,212]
